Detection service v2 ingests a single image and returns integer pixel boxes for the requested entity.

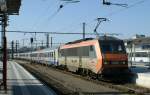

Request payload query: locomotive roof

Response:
[65,36,121,45]
[99,36,120,41]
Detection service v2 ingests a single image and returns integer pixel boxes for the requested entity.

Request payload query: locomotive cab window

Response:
[99,40,126,53]
[89,46,96,58]
[90,46,94,51]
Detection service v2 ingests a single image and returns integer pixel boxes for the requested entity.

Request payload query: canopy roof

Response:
[0,0,21,15]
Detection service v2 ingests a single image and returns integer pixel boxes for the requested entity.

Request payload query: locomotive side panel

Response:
[59,40,102,74]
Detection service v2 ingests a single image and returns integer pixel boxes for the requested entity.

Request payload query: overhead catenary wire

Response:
[61,0,149,34]
[84,0,149,35]
[102,0,128,7]
[47,4,63,21]
[41,2,67,29]
[42,0,80,29]
[104,0,149,17]
[31,0,59,31]
[7,0,149,43]
[31,0,61,31]
[1,31,95,35]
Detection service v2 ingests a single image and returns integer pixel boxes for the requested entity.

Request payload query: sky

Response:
[1,0,150,48]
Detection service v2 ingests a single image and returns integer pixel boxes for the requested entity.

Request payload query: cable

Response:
[105,0,149,17]
[41,2,66,29]
[43,0,80,31]
[102,0,128,7]
[1,31,95,35]
[47,4,63,21]
[47,0,80,22]
[31,0,60,31]
[82,0,149,38]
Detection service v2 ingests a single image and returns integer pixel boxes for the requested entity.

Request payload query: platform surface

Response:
[130,63,150,89]
[0,61,57,95]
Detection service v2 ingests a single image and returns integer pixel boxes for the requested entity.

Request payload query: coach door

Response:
[78,47,82,69]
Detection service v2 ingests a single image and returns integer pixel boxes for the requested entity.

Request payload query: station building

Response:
[124,34,150,65]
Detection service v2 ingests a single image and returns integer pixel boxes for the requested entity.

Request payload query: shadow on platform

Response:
[82,91,132,95]
[12,85,48,95]
[130,66,150,73]
[0,79,52,95]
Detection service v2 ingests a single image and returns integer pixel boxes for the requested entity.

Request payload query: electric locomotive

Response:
[59,36,129,76]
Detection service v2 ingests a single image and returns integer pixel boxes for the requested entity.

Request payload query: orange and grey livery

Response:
[59,36,129,76]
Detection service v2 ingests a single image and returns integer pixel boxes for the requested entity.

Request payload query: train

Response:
[128,51,150,64]
[14,36,130,78]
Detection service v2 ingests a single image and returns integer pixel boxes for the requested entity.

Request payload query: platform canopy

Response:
[0,0,21,15]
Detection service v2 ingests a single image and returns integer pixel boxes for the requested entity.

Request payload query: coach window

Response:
[60,50,64,57]
[46,53,48,57]
[51,52,52,57]
[54,52,55,58]
[51,52,53,57]
[49,53,51,57]
[48,53,49,57]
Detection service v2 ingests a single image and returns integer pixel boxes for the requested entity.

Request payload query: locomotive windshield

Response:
[99,40,126,53]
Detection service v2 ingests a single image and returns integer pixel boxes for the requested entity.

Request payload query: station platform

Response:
[0,61,57,95]
[130,64,150,89]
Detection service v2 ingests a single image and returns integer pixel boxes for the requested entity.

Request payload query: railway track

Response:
[56,68,150,95]
[15,60,150,95]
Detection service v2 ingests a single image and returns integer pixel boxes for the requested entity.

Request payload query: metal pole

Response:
[11,41,14,59]
[130,43,133,67]
[30,38,33,63]
[16,40,18,53]
[133,43,135,66]
[1,25,4,47]
[46,33,49,48]
[1,13,7,90]
[50,37,53,48]
[41,40,43,48]
[22,39,24,47]
[148,49,150,69]
[3,36,7,90]
[36,41,37,49]
[17,41,19,51]
[83,22,85,39]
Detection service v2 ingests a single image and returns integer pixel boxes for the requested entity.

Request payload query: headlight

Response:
[104,61,108,64]
[122,61,126,64]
